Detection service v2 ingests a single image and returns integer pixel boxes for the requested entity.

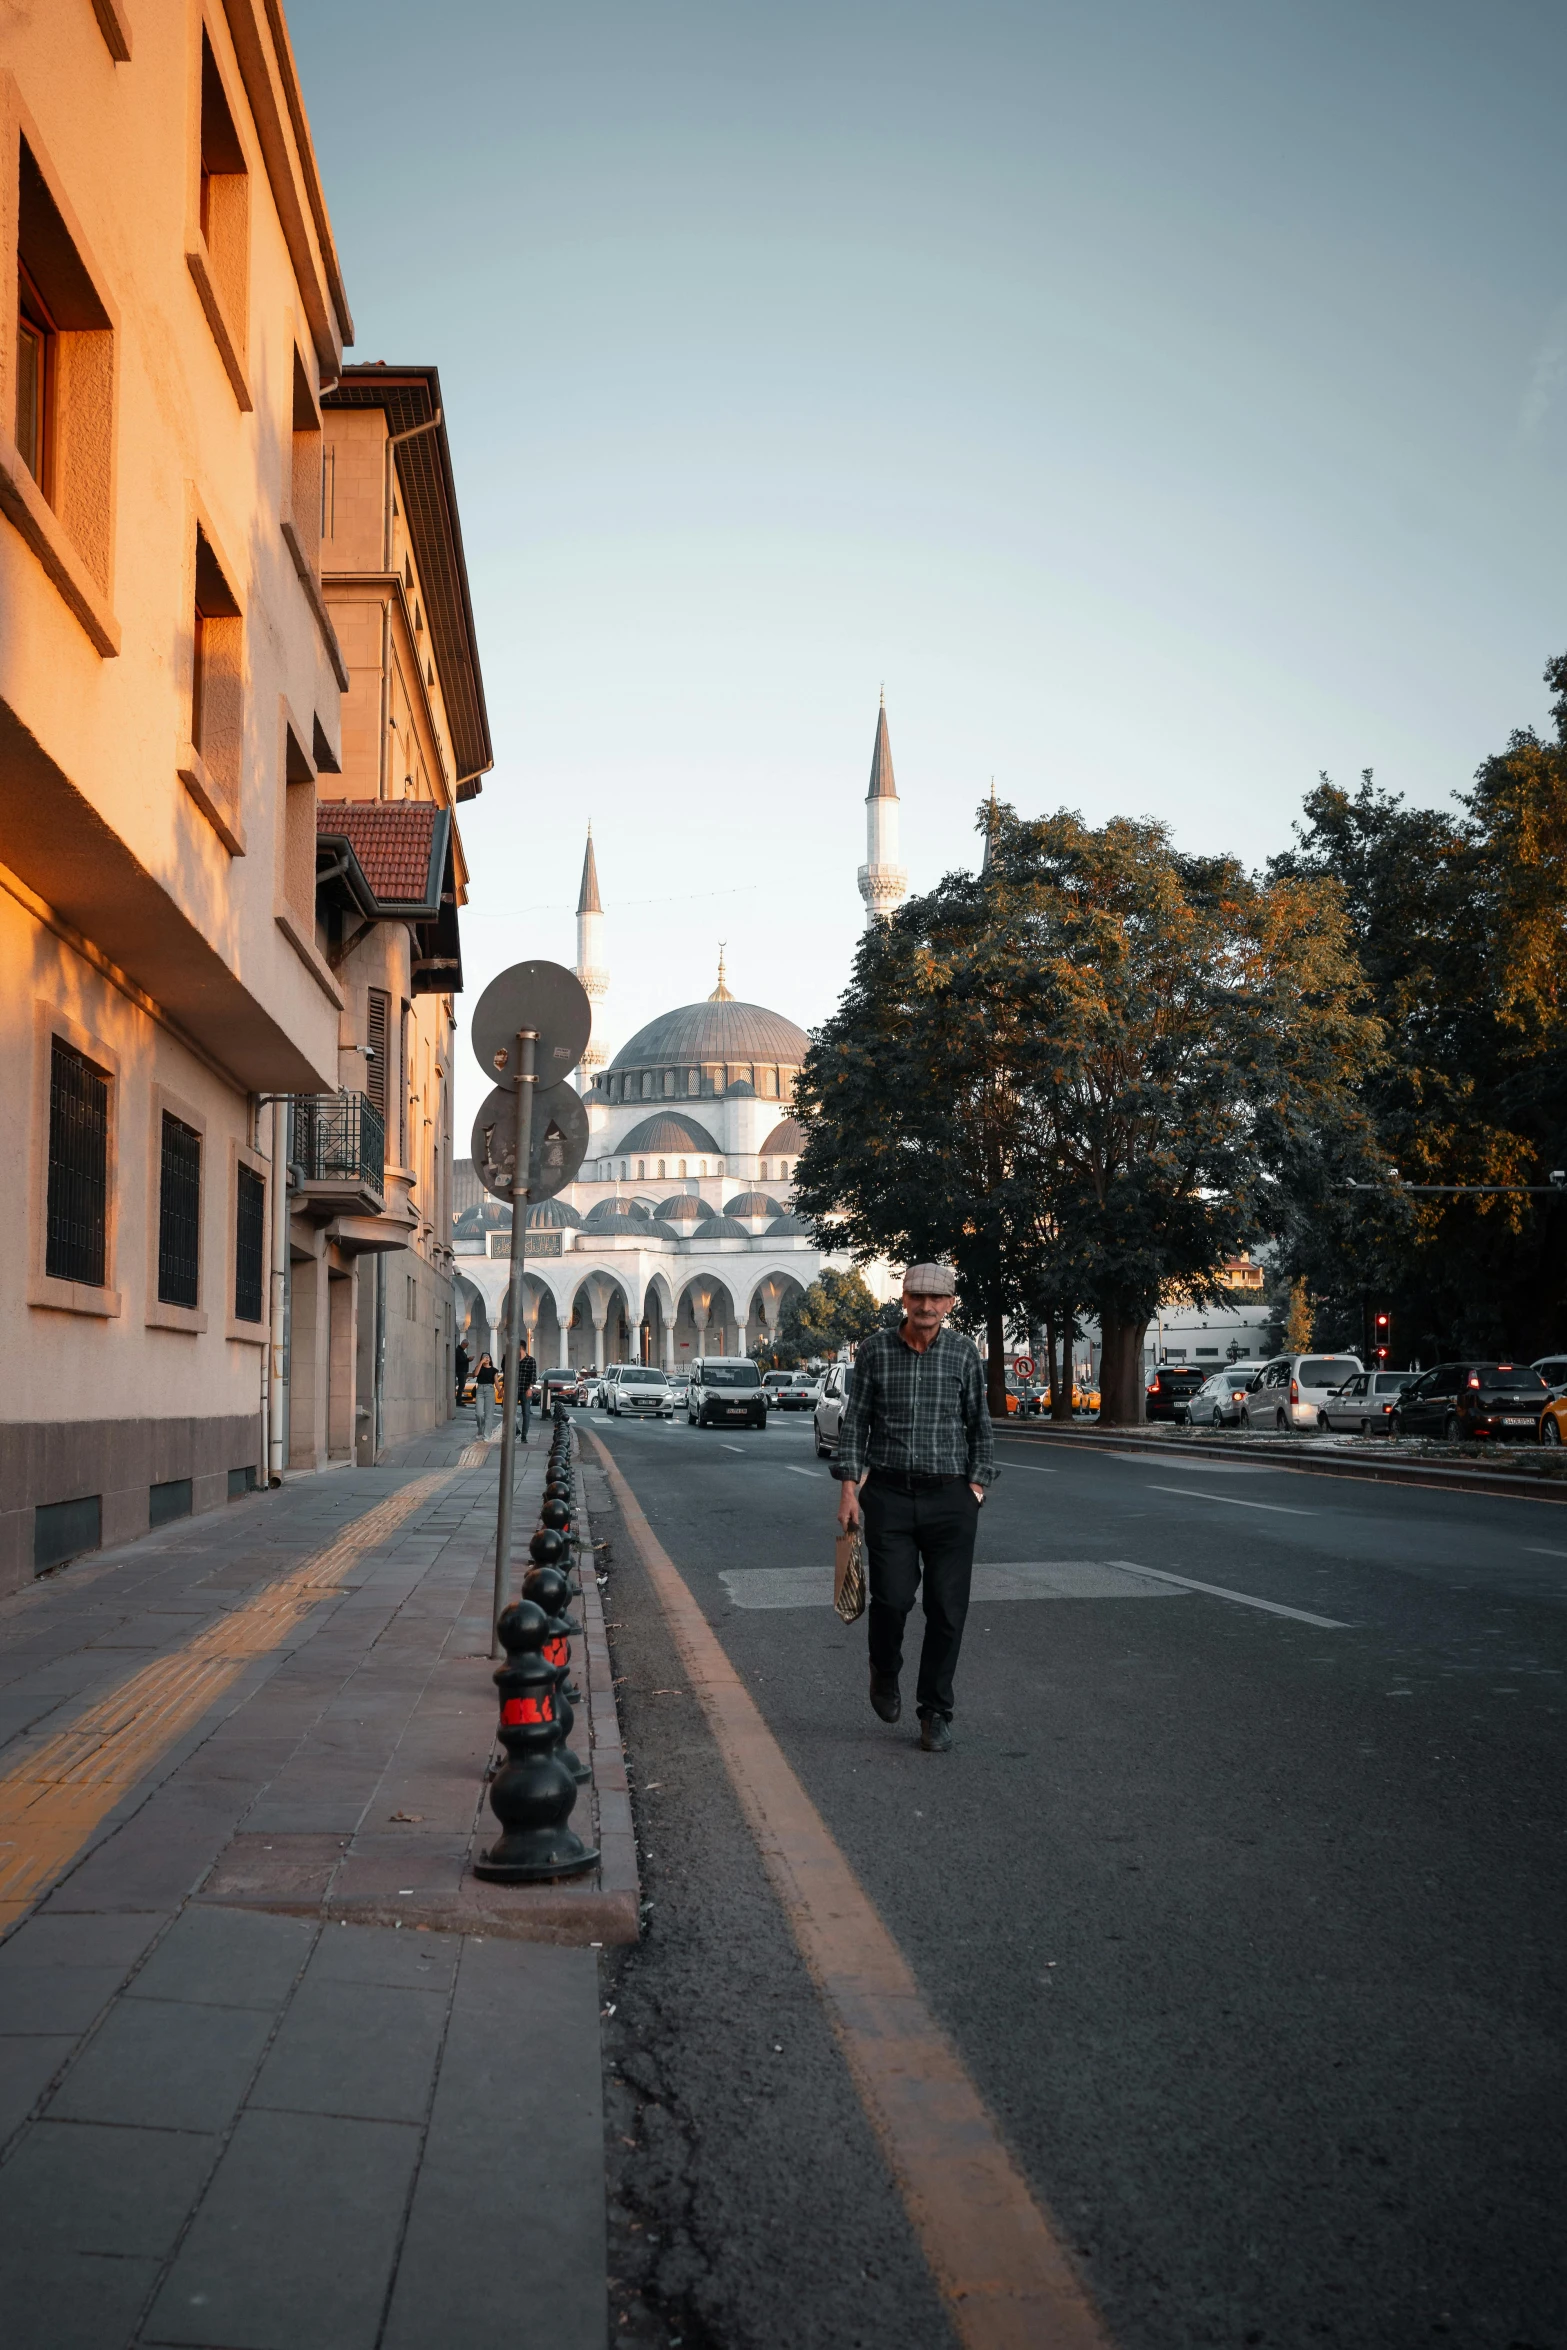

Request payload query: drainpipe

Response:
[268,1098,289,1483]
[373,1251,386,1460]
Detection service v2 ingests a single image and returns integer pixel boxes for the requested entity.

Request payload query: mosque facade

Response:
[453,700,908,1371]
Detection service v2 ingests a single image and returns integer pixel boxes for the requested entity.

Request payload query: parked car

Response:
[609,1366,674,1419]
[814,1362,854,1459]
[1389,1361,1547,1442]
[1241,1353,1362,1433]
[1532,1354,1567,1402]
[1175,1363,1269,1427]
[1317,1369,1414,1434]
[540,1368,585,1409]
[668,1372,691,1408]
[687,1358,768,1430]
[1145,1364,1208,1421]
[590,1365,626,1410]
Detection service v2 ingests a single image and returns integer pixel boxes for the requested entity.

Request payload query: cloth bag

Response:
[833,1525,866,1623]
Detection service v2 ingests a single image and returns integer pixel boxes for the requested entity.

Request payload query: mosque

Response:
[452,699,907,1372]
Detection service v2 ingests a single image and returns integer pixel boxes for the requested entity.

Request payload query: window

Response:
[366,990,389,1121]
[157,1112,201,1307]
[181,523,244,846]
[638,1161,646,1179]
[286,347,321,577]
[190,30,251,402]
[678,1160,687,1178]
[234,1163,264,1322]
[15,259,54,491]
[398,1003,409,1166]
[9,138,115,634]
[320,442,336,540]
[46,1038,108,1286]
[658,1161,666,1179]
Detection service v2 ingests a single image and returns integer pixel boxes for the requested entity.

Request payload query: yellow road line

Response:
[587,1431,1110,2350]
[0,1472,454,1932]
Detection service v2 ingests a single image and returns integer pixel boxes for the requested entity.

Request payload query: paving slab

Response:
[249,1972,448,2122]
[0,2117,218,2255]
[0,2247,162,2350]
[48,1994,275,2132]
[123,1905,315,2011]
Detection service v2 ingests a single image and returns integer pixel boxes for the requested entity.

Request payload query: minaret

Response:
[857,690,908,925]
[574,825,607,1092]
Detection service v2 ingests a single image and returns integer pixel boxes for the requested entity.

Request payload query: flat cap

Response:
[903,1261,957,1296]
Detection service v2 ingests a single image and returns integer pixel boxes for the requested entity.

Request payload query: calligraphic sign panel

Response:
[470,961,592,1091]
[472,1080,589,1204]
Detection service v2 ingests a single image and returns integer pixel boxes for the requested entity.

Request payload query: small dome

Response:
[724,1078,756,1097]
[617,1111,722,1155]
[759,1117,805,1155]
[656,1195,710,1221]
[453,1198,512,1238]
[582,1197,653,1231]
[643,1219,682,1241]
[693,1214,749,1240]
[723,1193,782,1219]
[523,1198,583,1229]
[765,1213,810,1236]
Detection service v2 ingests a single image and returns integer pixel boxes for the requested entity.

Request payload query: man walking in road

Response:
[833,1263,995,1751]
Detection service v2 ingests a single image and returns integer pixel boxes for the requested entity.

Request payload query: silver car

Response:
[1532,1354,1567,1403]
[1176,1362,1269,1428]
[608,1366,673,1419]
[1241,1353,1363,1433]
[813,1362,854,1459]
[1317,1369,1413,1435]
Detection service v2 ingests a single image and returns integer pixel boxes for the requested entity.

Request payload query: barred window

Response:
[234,1163,265,1322]
[157,1112,201,1308]
[46,1038,108,1286]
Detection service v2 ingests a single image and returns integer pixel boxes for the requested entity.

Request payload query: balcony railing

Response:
[291,1093,385,1216]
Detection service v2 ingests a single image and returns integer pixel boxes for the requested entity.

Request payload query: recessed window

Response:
[288,347,321,575]
[157,1111,201,1308]
[15,261,54,491]
[366,990,390,1124]
[195,31,249,372]
[46,1038,108,1287]
[234,1163,265,1322]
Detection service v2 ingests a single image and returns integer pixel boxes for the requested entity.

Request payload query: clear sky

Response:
[290,0,1567,1142]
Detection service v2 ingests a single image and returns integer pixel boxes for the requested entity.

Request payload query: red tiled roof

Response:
[318,802,440,908]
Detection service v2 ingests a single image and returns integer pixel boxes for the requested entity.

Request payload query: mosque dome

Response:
[723,1193,782,1219]
[523,1199,583,1229]
[582,1197,653,1231]
[765,1213,811,1236]
[610,1001,808,1075]
[759,1117,805,1156]
[453,1199,511,1239]
[693,1215,749,1240]
[617,1111,721,1155]
[656,1195,710,1222]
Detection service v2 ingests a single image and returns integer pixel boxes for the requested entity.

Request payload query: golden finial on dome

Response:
[708,943,733,1002]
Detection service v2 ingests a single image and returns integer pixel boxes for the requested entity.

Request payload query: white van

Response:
[1241,1353,1362,1433]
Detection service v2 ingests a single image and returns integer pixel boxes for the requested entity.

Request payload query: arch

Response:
[565,1269,638,1374]
[673,1272,742,1362]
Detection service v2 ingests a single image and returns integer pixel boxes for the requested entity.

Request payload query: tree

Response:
[1270,658,1567,1358]
[756,1268,883,1367]
[795,805,1377,1421]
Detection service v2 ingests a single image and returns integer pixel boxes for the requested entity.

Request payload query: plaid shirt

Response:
[833,1323,996,1488]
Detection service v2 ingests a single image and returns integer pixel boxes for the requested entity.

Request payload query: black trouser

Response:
[861,1474,980,1722]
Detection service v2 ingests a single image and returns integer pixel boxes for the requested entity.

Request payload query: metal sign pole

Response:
[492,1027,537,1655]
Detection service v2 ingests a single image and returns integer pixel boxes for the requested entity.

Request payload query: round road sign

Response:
[472,1080,590,1203]
[471,961,592,1091]
[1012,1356,1035,1378]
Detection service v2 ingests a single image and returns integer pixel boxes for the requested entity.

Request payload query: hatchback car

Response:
[541,1369,585,1409]
[768,1374,818,1412]
[814,1362,854,1458]
[1316,1369,1413,1434]
[1176,1363,1269,1427]
[608,1366,674,1419]
[1532,1354,1567,1402]
[1390,1361,1547,1442]
[1241,1353,1362,1433]
[1145,1364,1208,1421]
[687,1359,768,1430]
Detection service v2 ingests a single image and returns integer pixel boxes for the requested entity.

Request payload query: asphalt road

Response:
[590,1406,1567,2350]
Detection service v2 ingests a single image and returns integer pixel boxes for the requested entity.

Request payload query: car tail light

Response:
[1467,1374,1481,1389]
[1289,1378,1299,1403]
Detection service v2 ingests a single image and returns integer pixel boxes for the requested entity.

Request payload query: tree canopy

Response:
[753,1267,883,1368]
[793,807,1375,1417]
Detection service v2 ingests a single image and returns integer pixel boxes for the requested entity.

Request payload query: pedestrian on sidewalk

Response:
[833,1263,994,1752]
[516,1349,537,1442]
[455,1338,470,1404]
[474,1352,497,1437]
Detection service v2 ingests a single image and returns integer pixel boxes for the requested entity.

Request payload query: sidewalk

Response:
[0,1415,619,2350]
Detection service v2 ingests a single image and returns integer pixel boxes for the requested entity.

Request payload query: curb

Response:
[996,1422,1567,1506]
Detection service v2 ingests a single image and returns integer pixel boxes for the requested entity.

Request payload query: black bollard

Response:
[540,1497,571,1535]
[521,1562,589,1783]
[472,1600,598,1881]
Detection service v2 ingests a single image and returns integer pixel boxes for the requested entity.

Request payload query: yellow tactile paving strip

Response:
[0,1472,454,1933]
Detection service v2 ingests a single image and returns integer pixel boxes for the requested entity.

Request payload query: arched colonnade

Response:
[462,1257,812,1374]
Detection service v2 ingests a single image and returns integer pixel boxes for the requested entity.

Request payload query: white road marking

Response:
[783,1466,819,1478]
[1146,1483,1315,1516]
[1108,1559,1349,1628]
[720,1560,1189,1610]
[1525,1546,1567,1559]
[1001,1462,1056,1474]
[722,1444,746,1454]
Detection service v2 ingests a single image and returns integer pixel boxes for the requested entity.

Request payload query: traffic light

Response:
[1374,1309,1391,1363]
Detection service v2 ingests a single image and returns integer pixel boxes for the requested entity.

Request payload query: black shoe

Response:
[869,1670,901,1724]
[919,1714,952,1753]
